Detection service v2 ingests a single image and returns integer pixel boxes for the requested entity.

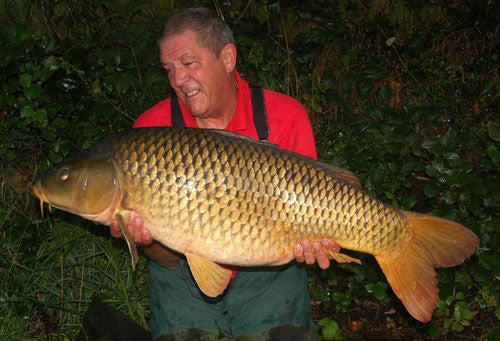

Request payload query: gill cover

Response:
[33,151,119,223]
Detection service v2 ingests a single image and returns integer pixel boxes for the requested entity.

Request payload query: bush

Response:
[1,0,498,339]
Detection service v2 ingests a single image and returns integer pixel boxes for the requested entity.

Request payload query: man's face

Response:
[160,30,234,119]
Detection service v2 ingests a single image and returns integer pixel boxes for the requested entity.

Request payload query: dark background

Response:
[0,0,498,339]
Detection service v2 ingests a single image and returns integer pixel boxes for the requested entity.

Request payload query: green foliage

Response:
[0,213,150,337]
[1,0,498,339]
[436,292,475,332]
[317,317,342,340]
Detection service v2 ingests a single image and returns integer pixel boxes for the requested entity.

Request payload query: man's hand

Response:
[294,239,340,269]
[110,211,153,246]
[109,211,180,269]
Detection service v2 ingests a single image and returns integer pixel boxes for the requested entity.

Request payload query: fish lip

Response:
[32,179,43,201]
[32,179,49,217]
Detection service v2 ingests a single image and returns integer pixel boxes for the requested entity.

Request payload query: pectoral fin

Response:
[325,249,362,265]
[115,210,138,271]
[185,253,232,297]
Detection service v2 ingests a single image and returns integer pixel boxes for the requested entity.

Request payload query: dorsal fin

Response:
[207,129,362,188]
[316,163,361,188]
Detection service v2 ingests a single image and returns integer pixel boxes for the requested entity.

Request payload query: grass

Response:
[0,203,151,338]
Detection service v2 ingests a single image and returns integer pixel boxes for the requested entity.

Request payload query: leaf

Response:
[479,253,499,271]
[358,79,373,99]
[440,129,458,150]
[386,37,396,46]
[19,73,32,89]
[427,324,440,337]
[422,138,441,155]
[361,67,385,80]
[20,105,34,118]
[489,122,500,142]
[424,181,439,198]
[366,105,384,120]
[57,77,79,93]
[319,318,340,340]
[331,291,345,302]
[366,282,387,300]
[15,23,29,45]
[25,85,43,100]
[309,287,330,301]
[486,145,499,165]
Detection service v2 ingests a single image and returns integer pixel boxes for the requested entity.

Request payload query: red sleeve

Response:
[133,99,171,128]
[264,90,317,159]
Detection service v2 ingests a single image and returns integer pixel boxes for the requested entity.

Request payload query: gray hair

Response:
[159,7,235,57]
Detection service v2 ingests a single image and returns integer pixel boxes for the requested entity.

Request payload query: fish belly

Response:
[112,127,409,266]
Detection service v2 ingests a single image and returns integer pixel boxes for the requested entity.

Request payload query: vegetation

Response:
[1,0,498,339]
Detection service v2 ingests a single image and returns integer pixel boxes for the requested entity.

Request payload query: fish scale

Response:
[33,126,479,322]
[109,127,407,264]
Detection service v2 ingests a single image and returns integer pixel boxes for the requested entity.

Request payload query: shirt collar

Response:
[225,71,253,133]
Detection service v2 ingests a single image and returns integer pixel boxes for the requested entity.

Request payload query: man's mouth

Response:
[186,89,200,97]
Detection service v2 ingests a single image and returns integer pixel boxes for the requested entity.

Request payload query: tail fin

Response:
[375,211,479,322]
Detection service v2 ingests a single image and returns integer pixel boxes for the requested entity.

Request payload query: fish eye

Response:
[58,167,70,181]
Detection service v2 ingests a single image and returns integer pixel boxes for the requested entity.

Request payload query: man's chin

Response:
[184,98,207,116]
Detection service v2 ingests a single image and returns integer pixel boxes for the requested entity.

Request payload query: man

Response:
[110,7,339,340]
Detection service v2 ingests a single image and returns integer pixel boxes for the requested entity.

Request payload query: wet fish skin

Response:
[33,127,479,323]
[108,128,405,265]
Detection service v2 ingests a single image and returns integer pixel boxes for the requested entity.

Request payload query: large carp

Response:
[33,127,479,322]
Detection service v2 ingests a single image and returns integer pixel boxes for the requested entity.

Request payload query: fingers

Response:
[109,219,123,238]
[293,243,305,263]
[129,211,153,245]
[302,240,316,265]
[294,238,341,269]
[313,241,330,269]
[131,211,143,242]
[321,239,341,253]
[294,239,316,265]
[109,211,153,246]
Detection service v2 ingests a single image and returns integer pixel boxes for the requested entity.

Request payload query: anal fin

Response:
[185,253,232,297]
[115,210,138,271]
[325,249,362,264]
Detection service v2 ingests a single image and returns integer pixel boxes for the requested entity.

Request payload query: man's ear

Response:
[220,43,237,72]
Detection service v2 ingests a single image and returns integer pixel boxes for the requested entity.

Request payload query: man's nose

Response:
[171,68,189,88]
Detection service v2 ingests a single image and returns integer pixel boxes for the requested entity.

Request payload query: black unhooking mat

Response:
[75,298,151,341]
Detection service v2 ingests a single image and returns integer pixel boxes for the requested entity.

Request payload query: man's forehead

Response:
[160,30,200,47]
[160,32,219,64]
[161,31,206,53]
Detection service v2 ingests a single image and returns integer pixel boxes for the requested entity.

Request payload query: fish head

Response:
[33,151,120,224]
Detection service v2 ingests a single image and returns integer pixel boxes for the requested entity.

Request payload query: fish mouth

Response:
[32,180,51,218]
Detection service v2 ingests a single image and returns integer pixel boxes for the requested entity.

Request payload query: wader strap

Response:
[170,91,185,127]
[170,84,269,142]
[249,84,269,141]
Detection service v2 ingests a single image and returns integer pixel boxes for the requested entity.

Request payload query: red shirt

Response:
[134,71,317,159]
[135,71,317,279]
